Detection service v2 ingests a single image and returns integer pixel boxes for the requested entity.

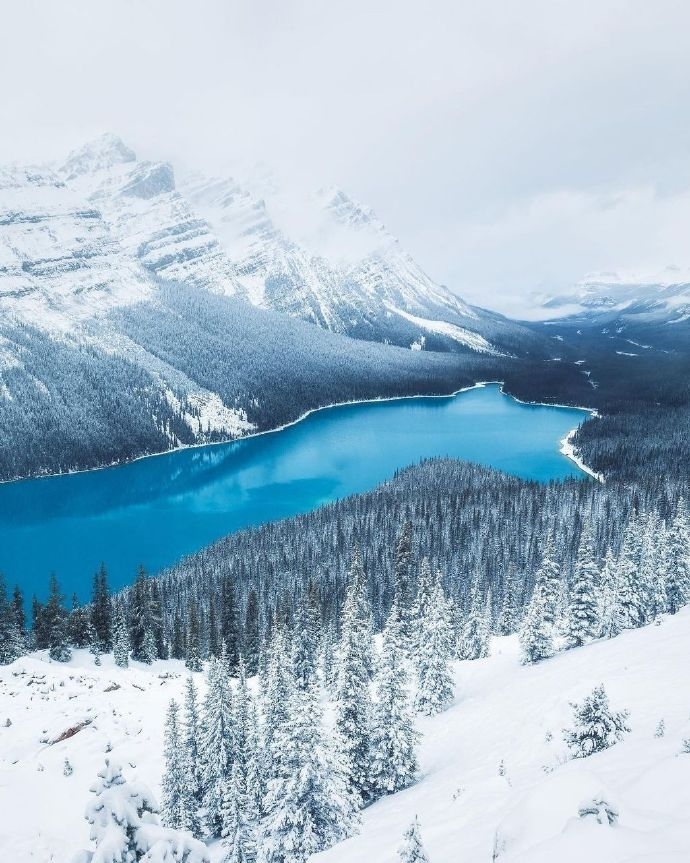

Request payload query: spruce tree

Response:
[414,571,455,715]
[112,608,130,668]
[398,815,430,863]
[497,564,519,635]
[519,582,554,664]
[260,671,359,863]
[534,533,563,631]
[161,699,200,836]
[459,584,490,660]
[597,549,621,638]
[221,760,255,863]
[91,563,112,652]
[45,575,71,662]
[665,500,690,614]
[334,551,375,803]
[129,566,157,664]
[200,652,235,835]
[183,675,203,803]
[219,576,240,673]
[74,760,209,862]
[0,577,24,665]
[393,521,415,642]
[563,685,630,758]
[243,589,260,676]
[371,601,420,797]
[185,600,203,673]
[566,523,600,648]
[67,594,91,649]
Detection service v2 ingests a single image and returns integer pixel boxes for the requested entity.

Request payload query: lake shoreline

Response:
[0,379,598,487]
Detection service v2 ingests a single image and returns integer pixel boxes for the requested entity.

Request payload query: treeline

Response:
[4,459,688,676]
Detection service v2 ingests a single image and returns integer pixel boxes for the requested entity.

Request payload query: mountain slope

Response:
[1,612,688,862]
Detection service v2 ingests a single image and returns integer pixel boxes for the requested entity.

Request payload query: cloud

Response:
[2,0,690,311]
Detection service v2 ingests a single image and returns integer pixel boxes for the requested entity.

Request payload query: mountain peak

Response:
[60,133,137,179]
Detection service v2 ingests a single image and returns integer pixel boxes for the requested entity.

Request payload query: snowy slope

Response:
[2,611,690,862]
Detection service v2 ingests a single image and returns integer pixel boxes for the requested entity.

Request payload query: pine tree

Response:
[371,601,420,797]
[112,608,130,668]
[291,600,319,691]
[200,652,235,836]
[73,760,209,862]
[32,595,49,650]
[0,577,24,664]
[219,576,240,673]
[414,571,455,716]
[161,699,200,836]
[615,524,645,631]
[459,584,490,660]
[183,676,203,803]
[566,523,600,648]
[665,499,690,614]
[497,564,519,635]
[519,582,554,664]
[398,815,430,863]
[597,549,620,638]
[129,566,157,664]
[393,521,415,643]
[563,685,630,758]
[259,672,359,863]
[67,594,91,649]
[221,760,255,863]
[44,575,71,662]
[244,589,260,676]
[534,533,563,631]
[90,563,112,652]
[261,622,293,788]
[185,600,203,672]
[334,551,375,803]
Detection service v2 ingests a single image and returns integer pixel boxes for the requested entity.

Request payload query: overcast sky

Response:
[3,0,690,313]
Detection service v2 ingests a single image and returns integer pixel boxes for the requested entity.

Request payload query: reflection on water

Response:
[0,384,590,600]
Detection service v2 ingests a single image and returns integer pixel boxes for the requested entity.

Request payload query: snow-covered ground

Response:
[2,611,689,862]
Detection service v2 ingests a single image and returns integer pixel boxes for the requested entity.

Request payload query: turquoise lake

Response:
[0,383,590,601]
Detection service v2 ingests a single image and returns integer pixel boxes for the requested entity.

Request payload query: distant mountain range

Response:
[532,270,690,324]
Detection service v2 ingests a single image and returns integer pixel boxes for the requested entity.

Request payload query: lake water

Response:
[0,383,590,601]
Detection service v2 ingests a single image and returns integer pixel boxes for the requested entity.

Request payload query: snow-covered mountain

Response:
[533,269,690,324]
[2,610,689,862]
[0,133,526,354]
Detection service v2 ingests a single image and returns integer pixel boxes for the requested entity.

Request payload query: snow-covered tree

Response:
[161,700,200,836]
[614,524,645,631]
[664,499,690,614]
[458,584,490,660]
[534,534,563,631]
[113,609,130,669]
[566,523,600,648]
[519,582,554,665]
[72,759,209,863]
[334,551,375,803]
[259,674,359,863]
[129,567,157,665]
[200,652,235,835]
[398,815,430,863]
[220,761,255,863]
[596,549,620,639]
[563,685,630,759]
[497,564,519,635]
[414,571,455,715]
[393,521,415,641]
[0,577,24,665]
[183,676,203,804]
[371,601,419,796]
[45,575,71,662]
